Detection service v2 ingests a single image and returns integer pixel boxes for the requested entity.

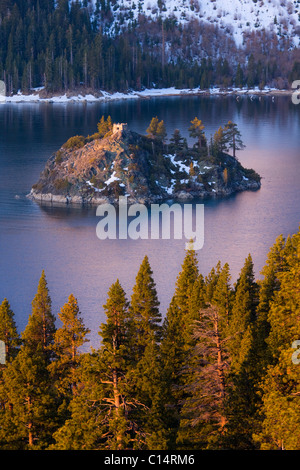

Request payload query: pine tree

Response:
[254,234,292,371]
[49,294,90,400]
[127,256,167,447]
[227,254,258,373]
[205,261,222,304]
[160,245,203,447]
[168,129,186,156]
[156,120,167,142]
[254,229,300,449]
[211,262,232,329]
[213,126,228,156]
[127,331,168,450]
[188,117,206,151]
[97,115,113,138]
[49,351,108,450]
[0,342,57,449]
[0,272,58,449]
[222,255,260,449]
[235,63,244,88]
[22,270,56,362]
[178,304,231,449]
[176,262,232,448]
[146,116,166,141]
[99,279,145,449]
[159,299,186,447]
[172,245,201,335]
[129,255,161,363]
[254,348,300,450]
[223,121,245,159]
[53,279,148,450]
[265,230,300,360]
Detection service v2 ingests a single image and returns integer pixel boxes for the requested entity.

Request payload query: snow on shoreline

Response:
[3,86,290,104]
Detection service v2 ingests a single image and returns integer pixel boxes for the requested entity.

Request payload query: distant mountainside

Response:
[28,122,261,206]
[89,0,300,48]
[0,0,299,95]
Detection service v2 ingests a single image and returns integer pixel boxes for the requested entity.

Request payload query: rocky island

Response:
[28,117,261,206]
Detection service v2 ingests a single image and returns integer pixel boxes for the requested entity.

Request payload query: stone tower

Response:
[113,123,128,134]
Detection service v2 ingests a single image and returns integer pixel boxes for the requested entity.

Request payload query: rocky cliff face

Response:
[28,127,261,206]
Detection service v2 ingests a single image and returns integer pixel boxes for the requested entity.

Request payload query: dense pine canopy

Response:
[1,225,300,449]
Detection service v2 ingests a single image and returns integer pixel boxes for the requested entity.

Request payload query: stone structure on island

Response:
[112,123,128,134]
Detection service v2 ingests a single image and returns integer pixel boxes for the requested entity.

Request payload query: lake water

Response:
[0,95,299,348]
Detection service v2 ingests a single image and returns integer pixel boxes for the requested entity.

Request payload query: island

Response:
[28,117,261,206]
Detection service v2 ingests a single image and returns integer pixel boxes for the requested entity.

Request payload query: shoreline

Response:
[27,181,261,208]
[2,86,294,104]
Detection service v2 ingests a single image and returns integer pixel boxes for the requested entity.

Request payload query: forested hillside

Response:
[0,0,299,95]
[1,226,300,450]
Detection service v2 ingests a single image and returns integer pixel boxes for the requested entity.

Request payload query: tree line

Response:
[0,0,299,95]
[1,224,300,450]
[65,114,246,161]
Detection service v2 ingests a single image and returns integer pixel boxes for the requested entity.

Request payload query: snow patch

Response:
[105,171,121,185]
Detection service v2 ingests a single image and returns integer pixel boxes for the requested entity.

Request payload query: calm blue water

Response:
[0,95,299,348]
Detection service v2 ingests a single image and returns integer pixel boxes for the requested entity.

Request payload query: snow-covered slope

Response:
[89,0,300,47]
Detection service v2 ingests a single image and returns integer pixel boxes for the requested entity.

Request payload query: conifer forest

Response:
[1,0,300,457]
[1,225,300,451]
[0,0,299,95]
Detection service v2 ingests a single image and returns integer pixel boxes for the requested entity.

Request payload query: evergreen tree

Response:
[168,128,186,156]
[254,348,300,450]
[160,245,203,447]
[97,115,113,138]
[156,120,167,142]
[188,117,206,151]
[222,255,260,449]
[51,351,109,450]
[227,254,258,373]
[254,234,292,371]
[129,255,161,362]
[0,343,57,449]
[126,256,168,448]
[265,230,300,360]
[53,279,149,450]
[255,229,300,449]
[235,63,244,88]
[178,304,231,449]
[211,262,232,329]
[0,274,57,449]
[146,116,166,141]
[247,54,257,88]
[213,126,228,156]
[49,294,90,402]
[223,121,245,159]
[205,261,222,304]
[98,279,147,449]
[22,270,56,362]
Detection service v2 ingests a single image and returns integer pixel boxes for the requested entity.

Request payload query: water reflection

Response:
[0,95,299,348]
